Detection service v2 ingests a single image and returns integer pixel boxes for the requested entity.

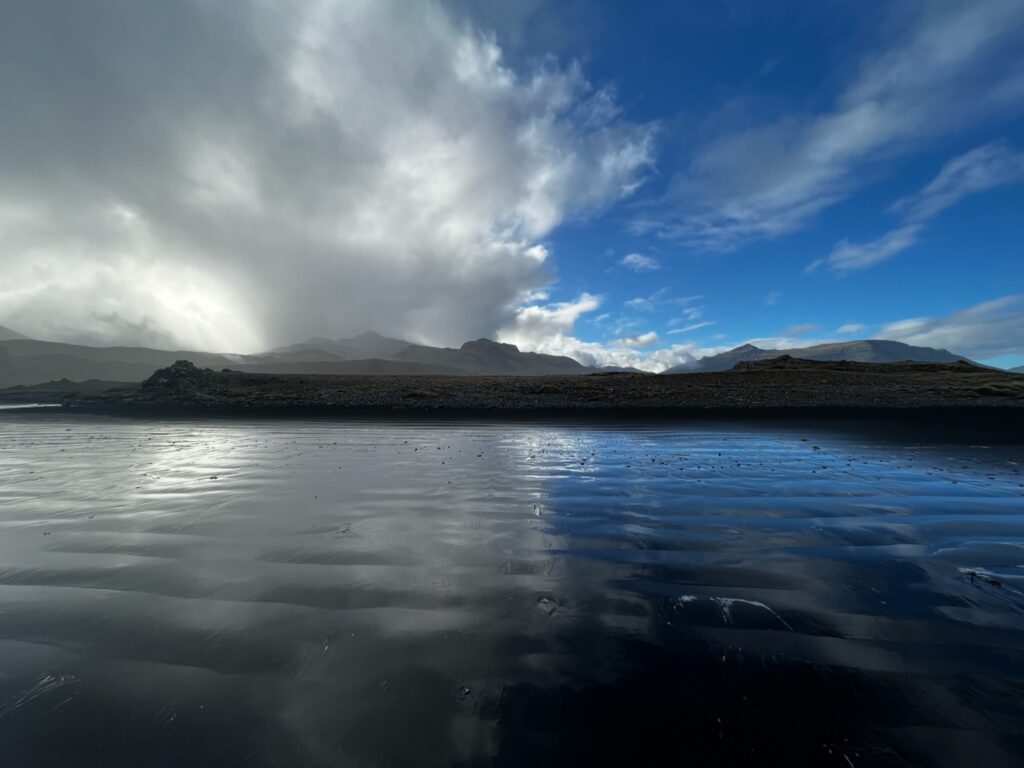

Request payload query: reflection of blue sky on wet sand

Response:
[0,416,1022,765]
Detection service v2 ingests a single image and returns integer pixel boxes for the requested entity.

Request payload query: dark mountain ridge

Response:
[0,331,590,387]
[0,323,988,388]
[664,339,973,374]
[0,325,30,341]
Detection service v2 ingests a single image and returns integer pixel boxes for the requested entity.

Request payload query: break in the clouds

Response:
[638,0,1024,251]
[0,0,653,351]
[497,292,702,370]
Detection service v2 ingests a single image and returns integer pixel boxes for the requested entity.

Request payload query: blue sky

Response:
[2,0,1021,369]
[484,0,1024,368]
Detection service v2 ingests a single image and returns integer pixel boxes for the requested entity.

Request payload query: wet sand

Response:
[0,414,1022,766]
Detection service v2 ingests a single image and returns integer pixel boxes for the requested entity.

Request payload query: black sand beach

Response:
[1,415,1022,766]
[16,358,1019,439]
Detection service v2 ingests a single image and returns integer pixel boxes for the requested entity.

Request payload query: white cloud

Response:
[498,293,602,342]
[625,288,703,315]
[624,289,666,312]
[499,293,715,370]
[726,296,1021,361]
[616,331,659,347]
[619,252,659,271]
[0,1,654,351]
[890,142,1024,222]
[823,225,923,273]
[764,290,782,306]
[608,317,642,336]
[878,294,1024,359]
[743,335,837,350]
[510,332,705,371]
[667,321,715,335]
[641,0,1024,251]
[819,142,1023,272]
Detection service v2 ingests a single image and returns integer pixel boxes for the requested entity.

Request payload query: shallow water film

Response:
[1,415,1022,767]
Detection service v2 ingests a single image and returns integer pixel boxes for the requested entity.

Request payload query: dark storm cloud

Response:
[0,0,653,351]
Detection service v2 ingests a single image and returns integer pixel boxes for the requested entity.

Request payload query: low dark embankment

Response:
[5,356,1015,437]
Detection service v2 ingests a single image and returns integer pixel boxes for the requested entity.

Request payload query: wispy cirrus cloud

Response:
[667,321,715,335]
[891,143,1024,222]
[635,0,1024,252]
[625,289,702,313]
[618,252,659,271]
[810,225,922,274]
[813,142,1024,273]
[879,294,1023,359]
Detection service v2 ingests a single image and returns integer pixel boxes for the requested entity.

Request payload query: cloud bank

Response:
[0,0,653,351]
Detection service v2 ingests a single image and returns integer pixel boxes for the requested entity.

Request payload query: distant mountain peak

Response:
[0,324,30,341]
[460,338,520,353]
[662,338,973,374]
[0,331,589,386]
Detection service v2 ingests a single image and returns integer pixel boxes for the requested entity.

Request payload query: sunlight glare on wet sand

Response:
[0,415,1022,766]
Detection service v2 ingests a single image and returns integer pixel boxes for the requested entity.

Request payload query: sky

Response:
[1,0,1021,370]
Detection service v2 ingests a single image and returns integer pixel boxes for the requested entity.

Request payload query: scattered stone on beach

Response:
[538,597,558,616]
[965,569,1002,587]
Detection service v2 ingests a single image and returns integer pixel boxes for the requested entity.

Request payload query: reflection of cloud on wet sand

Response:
[1,418,1022,765]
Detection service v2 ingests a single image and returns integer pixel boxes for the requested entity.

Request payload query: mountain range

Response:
[0,325,995,388]
[0,329,597,387]
[662,340,974,374]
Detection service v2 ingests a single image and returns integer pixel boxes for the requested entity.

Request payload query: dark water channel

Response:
[0,415,1022,766]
